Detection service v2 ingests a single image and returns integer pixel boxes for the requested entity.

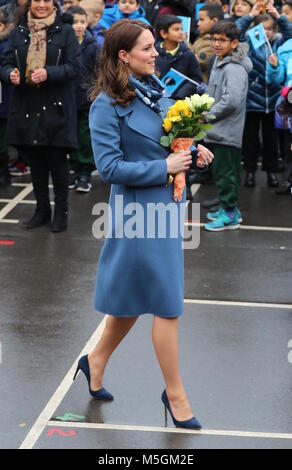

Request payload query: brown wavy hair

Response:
[90,19,155,106]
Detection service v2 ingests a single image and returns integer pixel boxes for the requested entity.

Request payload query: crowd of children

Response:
[0,0,291,233]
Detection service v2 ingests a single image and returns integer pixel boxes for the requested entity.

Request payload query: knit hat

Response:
[230,0,256,16]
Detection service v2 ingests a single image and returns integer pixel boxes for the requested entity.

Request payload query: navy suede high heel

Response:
[73,355,114,401]
[161,390,202,430]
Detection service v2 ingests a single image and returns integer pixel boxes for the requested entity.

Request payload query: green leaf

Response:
[206,114,216,121]
[193,130,206,141]
[201,123,213,131]
[160,135,171,147]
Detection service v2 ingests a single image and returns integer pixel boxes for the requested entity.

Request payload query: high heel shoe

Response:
[73,355,114,401]
[161,390,202,430]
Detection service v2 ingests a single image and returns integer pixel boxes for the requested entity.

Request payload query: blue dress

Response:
[89,92,185,318]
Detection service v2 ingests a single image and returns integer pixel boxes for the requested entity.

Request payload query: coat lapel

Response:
[115,97,173,144]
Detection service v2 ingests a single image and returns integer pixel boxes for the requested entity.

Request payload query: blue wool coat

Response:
[89,92,185,317]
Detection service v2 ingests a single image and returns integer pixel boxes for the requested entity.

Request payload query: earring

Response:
[124,60,129,66]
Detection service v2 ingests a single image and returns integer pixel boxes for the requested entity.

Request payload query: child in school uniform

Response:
[155,15,202,99]
[68,5,100,192]
[204,20,252,231]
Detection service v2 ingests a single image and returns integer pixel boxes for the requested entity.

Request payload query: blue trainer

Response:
[207,207,243,223]
[204,208,240,231]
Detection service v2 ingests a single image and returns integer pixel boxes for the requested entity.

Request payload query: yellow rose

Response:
[167,106,179,118]
[169,115,181,122]
[163,117,172,132]
[174,100,186,112]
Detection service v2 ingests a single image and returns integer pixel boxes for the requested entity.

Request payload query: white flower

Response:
[199,94,215,109]
[185,94,202,112]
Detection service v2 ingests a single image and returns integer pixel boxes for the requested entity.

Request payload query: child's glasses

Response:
[210,37,232,44]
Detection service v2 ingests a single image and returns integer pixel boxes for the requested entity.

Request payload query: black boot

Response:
[267,172,279,187]
[51,209,68,233]
[245,172,255,187]
[22,206,51,229]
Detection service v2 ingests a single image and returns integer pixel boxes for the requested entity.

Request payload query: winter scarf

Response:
[25,8,56,85]
[128,73,166,117]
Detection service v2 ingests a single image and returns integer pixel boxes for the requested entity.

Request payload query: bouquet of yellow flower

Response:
[161,93,215,201]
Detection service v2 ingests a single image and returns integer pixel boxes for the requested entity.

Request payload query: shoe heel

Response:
[164,404,168,427]
[73,366,80,381]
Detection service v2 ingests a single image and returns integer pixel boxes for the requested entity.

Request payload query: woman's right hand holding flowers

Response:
[166,150,192,175]
[10,68,20,85]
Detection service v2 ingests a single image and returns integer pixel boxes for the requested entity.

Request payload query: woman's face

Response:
[30,0,54,18]
[119,29,159,79]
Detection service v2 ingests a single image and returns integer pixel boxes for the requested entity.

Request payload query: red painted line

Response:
[0,240,15,245]
[47,428,76,437]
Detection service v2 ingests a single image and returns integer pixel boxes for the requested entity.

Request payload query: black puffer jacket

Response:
[75,29,100,111]
[0,12,81,150]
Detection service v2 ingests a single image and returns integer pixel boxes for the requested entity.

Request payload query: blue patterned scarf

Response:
[128,73,166,118]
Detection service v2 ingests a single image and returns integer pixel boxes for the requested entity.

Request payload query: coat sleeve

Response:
[236,15,254,42]
[266,60,286,86]
[89,96,168,187]
[0,28,18,84]
[206,64,247,121]
[45,26,81,84]
[277,15,292,42]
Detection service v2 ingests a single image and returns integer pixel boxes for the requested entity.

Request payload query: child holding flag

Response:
[237,2,292,188]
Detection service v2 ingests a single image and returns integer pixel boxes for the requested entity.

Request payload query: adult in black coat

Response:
[1,0,81,232]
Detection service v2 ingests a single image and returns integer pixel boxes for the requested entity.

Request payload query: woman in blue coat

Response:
[73,19,213,429]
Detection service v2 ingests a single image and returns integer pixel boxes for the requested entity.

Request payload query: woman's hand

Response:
[196,144,214,168]
[31,68,48,85]
[269,52,278,67]
[10,68,20,85]
[166,150,193,174]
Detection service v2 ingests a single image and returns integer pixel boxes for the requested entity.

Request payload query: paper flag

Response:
[248,23,266,50]
[178,16,191,42]
[161,69,186,96]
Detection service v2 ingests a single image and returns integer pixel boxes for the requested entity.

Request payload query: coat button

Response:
[36,113,40,117]
[26,114,29,118]
[43,106,46,110]
[33,140,37,144]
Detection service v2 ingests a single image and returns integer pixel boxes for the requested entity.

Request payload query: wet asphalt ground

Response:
[0,169,292,449]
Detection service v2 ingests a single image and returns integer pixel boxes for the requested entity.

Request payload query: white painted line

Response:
[12,183,54,189]
[185,221,292,233]
[47,420,292,441]
[19,316,107,449]
[240,225,292,233]
[0,184,34,222]
[184,298,292,309]
[12,183,31,187]
[0,199,54,205]
[0,219,19,224]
